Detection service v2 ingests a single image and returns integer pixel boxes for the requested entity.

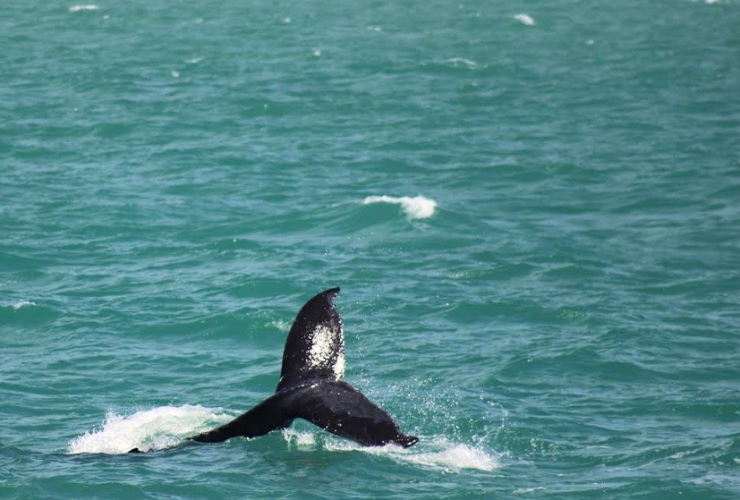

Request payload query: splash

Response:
[401,441,500,472]
[68,406,500,471]
[68,405,233,454]
[363,195,437,219]
[282,428,317,448]
[324,435,501,472]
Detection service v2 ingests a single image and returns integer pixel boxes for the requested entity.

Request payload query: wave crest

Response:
[363,195,437,219]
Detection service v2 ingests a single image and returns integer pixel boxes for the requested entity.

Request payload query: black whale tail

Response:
[190,287,418,448]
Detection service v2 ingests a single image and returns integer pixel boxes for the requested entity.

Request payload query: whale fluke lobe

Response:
[190,287,418,448]
[278,287,344,392]
[289,380,419,448]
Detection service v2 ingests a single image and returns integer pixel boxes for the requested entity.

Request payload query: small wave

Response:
[68,405,233,454]
[514,14,535,26]
[69,5,100,12]
[443,57,479,69]
[363,195,437,219]
[12,300,36,310]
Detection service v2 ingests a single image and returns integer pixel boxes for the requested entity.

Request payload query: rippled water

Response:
[2,0,739,498]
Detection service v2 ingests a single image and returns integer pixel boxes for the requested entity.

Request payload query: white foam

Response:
[514,14,535,26]
[325,436,501,472]
[12,300,35,310]
[69,406,501,471]
[268,319,291,332]
[68,405,233,454]
[444,57,478,69]
[393,441,501,472]
[282,428,317,448]
[69,5,100,12]
[514,487,545,494]
[363,195,437,219]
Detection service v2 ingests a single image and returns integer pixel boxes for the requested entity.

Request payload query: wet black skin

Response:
[188,288,418,449]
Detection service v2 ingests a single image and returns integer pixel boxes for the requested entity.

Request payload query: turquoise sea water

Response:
[2,0,739,498]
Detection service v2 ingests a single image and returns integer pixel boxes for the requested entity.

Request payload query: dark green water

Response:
[1,0,739,498]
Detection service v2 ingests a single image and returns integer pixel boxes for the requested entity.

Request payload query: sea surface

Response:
[1,0,739,498]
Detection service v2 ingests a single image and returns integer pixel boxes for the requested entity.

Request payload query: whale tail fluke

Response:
[191,380,417,448]
[190,391,291,443]
[190,288,418,449]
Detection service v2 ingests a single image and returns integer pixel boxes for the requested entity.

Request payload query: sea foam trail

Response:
[322,434,500,472]
[68,405,233,454]
[363,195,437,219]
[69,406,499,471]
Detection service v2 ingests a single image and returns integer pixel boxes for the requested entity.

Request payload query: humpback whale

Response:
[189,287,418,448]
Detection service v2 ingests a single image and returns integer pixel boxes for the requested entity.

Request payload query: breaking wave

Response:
[363,195,437,219]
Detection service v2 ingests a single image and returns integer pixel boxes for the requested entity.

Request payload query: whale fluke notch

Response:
[190,287,418,448]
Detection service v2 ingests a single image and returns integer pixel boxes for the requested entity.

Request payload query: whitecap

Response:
[12,300,35,310]
[69,5,100,12]
[444,57,478,69]
[68,405,233,454]
[363,195,437,219]
[514,14,535,26]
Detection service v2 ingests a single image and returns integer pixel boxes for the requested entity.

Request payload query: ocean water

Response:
[1,0,739,498]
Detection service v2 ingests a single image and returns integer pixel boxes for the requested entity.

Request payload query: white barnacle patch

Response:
[308,325,336,369]
[334,348,346,380]
[307,323,345,380]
